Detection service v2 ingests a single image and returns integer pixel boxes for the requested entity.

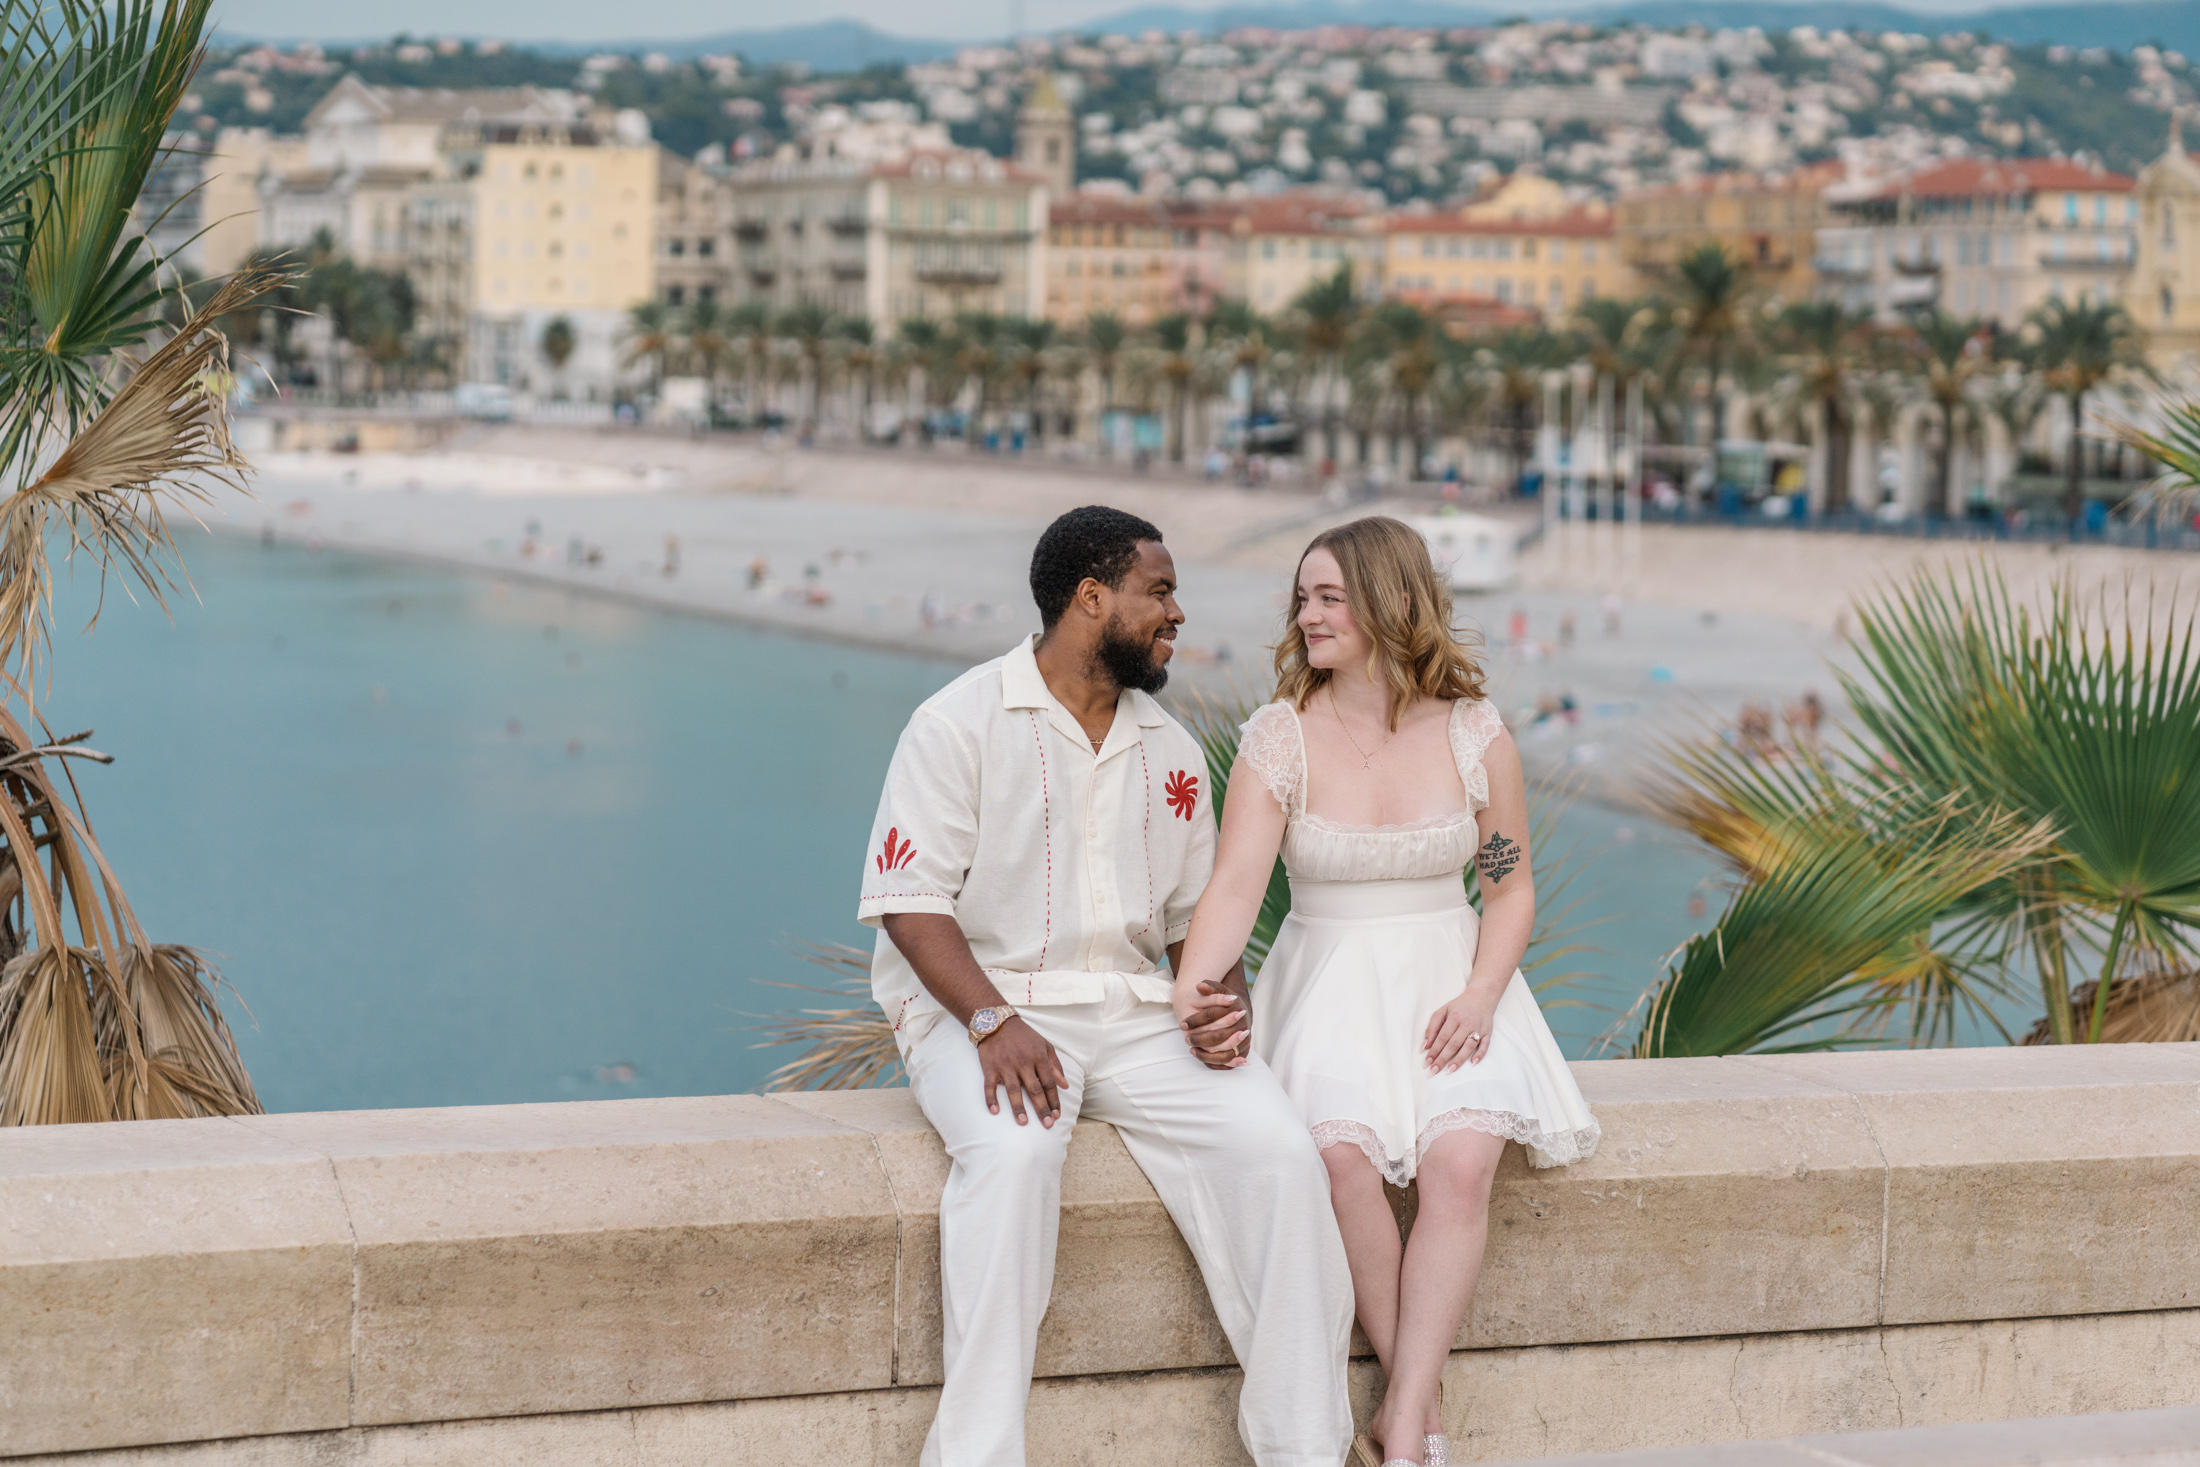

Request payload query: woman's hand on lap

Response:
[1425,987,1497,1073]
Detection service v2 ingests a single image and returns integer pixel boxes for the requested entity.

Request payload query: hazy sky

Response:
[215,0,1140,44]
[210,0,2005,45]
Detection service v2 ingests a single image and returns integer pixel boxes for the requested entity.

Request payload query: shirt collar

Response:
[1000,635,1171,755]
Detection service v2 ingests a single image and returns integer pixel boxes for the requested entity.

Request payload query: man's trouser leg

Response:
[904,1005,1097,1467]
[1080,980,1356,1467]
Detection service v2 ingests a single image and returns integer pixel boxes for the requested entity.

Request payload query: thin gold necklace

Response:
[1329,692,1395,769]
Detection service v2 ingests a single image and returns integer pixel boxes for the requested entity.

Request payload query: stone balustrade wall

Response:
[4,1045,2199,1465]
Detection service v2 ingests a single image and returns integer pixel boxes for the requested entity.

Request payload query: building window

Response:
[1550,240,1566,263]
[1523,238,1538,260]
[1583,241,1597,263]
[1495,278,1512,302]
[698,238,714,257]
[2164,286,2175,322]
[669,238,685,256]
[668,285,684,305]
[2064,193,2077,224]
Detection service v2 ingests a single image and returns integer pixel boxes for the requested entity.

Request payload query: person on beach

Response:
[858,505,1355,1467]
[1173,516,1601,1467]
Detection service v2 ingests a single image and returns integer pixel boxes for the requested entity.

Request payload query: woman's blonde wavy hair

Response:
[1273,516,1487,729]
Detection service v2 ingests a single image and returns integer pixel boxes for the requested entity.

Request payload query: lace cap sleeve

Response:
[1236,701,1304,818]
[1449,698,1506,813]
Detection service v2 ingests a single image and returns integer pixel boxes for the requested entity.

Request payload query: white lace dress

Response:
[1240,698,1600,1181]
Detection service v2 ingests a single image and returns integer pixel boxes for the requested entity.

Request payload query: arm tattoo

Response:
[1477,831,1521,885]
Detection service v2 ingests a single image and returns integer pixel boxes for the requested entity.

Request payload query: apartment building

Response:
[1381,206,1629,320]
[409,116,658,391]
[1816,157,2136,327]
[657,152,732,309]
[725,116,1047,329]
[2126,121,2200,365]
[1226,193,1379,311]
[197,128,307,276]
[1043,192,1232,324]
[1616,164,1833,305]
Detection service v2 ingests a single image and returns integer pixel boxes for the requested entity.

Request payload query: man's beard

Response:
[1094,614,1170,694]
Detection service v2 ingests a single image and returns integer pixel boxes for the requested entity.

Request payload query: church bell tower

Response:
[1015,73,1075,203]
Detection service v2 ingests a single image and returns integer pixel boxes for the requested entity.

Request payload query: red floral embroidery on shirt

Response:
[1164,770,1199,821]
[876,827,917,872]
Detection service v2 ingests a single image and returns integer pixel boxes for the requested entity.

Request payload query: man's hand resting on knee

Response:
[882,911,1068,1127]
[980,1016,1067,1127]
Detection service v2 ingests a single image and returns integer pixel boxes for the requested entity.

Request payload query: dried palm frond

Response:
[753,942,901,1093]
[4,263,282,702]
[2022,967,2200,1046]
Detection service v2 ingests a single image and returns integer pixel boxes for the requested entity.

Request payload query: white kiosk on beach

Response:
[1404,513,1517,592]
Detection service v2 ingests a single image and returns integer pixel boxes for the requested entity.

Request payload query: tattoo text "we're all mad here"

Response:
[1477,831,1520,885]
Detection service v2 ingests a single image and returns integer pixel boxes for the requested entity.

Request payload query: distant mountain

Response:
[1078,0,2200,53]
[536,20,962,68]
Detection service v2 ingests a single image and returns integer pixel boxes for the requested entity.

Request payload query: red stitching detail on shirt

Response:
[1031,710,1053,971]
[1132,740,1155,942]
[891,994,919,1032]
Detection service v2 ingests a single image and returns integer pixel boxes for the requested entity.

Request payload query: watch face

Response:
[974,1009,1002,1035]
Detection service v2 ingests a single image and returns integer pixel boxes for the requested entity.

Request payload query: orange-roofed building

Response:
[1616,164,1836,306]
[1817,155,2136,327]
[1379,206,1631,322]
[1043,193,1234,325]
[1224,192,1382,312]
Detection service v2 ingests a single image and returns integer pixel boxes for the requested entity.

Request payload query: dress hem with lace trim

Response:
[1309,1109,1602,1183]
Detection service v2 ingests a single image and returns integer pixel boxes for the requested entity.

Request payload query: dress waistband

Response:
[1288,872,1469,920]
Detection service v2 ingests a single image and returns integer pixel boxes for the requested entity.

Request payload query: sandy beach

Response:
[225,422,2194,795]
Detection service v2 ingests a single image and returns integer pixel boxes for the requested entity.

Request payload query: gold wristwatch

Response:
[968,1005,1017,1046]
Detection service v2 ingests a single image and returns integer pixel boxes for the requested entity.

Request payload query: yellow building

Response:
[2127,120,2200,365]
[1044,193,1233,324]
[1616,165,1834,307]
[1380,205,1631,321]
[408,127,656,390]
[195,128,308,277]
[1226,193,1379,311]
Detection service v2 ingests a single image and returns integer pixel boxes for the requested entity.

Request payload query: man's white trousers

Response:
[905,976,1355,1467]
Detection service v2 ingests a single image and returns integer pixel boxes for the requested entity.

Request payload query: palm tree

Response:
[1004,317,1056,449]
[623,299,676,398]
[539,315,576,395]
[1903,310,1990,521]
[0,0,282,1124]
[1291,264,1359,468]
[1666,244,1755,486]
[1350,300,1447,478]
[1083,312,1128,450]
[1773,301,1876,515]
[1474,327,1569,495]
[776,301,835,435]
[1209,298,1274,449]
[683,296,729,409]
[836,317,879,440]
[727,301,774,422]
[1642,565,2200,1054]
[2023,297,2152,523]
[1151,313,1200,464]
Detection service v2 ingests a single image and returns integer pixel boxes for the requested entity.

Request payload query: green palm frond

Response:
[1630,793,2055,1058]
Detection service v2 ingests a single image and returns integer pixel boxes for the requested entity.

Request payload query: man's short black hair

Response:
[1029,506,1164,628]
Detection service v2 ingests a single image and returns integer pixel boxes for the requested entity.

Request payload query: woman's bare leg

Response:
[1369,1127,1506,1458]
[1320,1141,1444,1457]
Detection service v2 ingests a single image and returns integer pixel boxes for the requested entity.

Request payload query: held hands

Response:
[981,1016,1067,1127]
[1425,984,1498,1073]
[1173,977,1250,1070]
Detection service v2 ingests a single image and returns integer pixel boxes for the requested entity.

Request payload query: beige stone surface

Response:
[236,1096,901,1426]
[779,1089,1236,1385]
[21,1309,2200,1467]
[1738,1047,2200,1325]
[1479,1405,2200,1465]
[1461,1057,1886,1349]
[0,1116,352,1457]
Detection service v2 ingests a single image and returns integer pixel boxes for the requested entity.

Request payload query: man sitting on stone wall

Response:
[858,505,1355,1467]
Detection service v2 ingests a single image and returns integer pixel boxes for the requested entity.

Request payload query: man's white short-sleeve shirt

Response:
[858,635,1216,1044]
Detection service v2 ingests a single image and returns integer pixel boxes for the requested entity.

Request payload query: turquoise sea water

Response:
[51,535,1723,1112]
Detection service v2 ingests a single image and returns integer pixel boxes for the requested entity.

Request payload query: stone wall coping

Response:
[4,1044,2198,1459]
